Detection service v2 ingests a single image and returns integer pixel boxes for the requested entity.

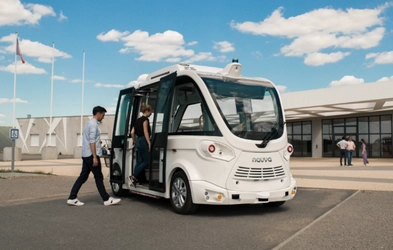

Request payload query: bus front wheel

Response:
[170,171,198,214]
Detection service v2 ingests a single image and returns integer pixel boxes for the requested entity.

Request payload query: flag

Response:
[16,38,25,64]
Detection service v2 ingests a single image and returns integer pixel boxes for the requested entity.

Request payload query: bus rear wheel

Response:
[110,168,129,197]
[111,182,129,197]
[170,171,198,214]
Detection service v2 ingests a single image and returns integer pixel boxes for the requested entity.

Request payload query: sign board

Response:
[10,128,19,140]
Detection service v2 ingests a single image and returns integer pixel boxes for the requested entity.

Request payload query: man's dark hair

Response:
[342,136,346,139]
[93,106,107,115]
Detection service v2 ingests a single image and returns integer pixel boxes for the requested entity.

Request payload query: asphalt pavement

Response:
[1,155,393,249]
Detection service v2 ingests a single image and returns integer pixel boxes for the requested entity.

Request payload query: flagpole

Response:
[11,32,18,173]
[12,32,18,128]
[49,42,55,146]
[80,50,85,145]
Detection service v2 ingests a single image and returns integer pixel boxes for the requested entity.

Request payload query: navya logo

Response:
[252,157,272,163]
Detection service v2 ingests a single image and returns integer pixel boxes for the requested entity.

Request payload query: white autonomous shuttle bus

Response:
[109,59,296,214]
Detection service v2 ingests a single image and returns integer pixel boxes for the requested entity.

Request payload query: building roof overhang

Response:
[281,80,393,121]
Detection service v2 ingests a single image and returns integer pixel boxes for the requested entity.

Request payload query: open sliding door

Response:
[110,88,135,185]
[149,72,176,192]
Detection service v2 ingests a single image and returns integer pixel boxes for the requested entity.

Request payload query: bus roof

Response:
[135,61,273,88]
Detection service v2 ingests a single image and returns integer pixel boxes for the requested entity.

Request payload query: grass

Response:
[0,168,53,175]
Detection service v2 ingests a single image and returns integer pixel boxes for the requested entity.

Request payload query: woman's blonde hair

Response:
[141,103,153,113]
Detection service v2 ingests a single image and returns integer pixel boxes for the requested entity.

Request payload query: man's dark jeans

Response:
[340,149,347,166]
[69,155,110,201]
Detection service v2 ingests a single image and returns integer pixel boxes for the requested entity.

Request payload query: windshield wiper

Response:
[256,121,286,148]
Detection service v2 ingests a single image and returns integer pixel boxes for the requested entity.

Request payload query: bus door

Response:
[149,72,176,192]
[110,87,135,185]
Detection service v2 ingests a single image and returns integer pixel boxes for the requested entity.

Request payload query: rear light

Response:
[287,145,293,153]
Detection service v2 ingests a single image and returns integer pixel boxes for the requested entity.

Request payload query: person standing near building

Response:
[336,136,348,166]
[67,106,121,206]
[361,138,369,166]
[346,136,356,166]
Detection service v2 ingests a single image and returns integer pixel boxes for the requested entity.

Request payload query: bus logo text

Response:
[252,157,272,163]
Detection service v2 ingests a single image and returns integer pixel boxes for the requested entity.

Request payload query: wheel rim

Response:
[111,168,121,193]
[112,182,120,193]
[171,177,187,208]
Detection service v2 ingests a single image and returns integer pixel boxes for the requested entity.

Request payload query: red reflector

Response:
[208,144,215,153]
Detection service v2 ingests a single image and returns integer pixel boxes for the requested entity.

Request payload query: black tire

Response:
[111,181,129,197]
[110,166,129,197]
[263,201,285,207]
[170,171,198,214]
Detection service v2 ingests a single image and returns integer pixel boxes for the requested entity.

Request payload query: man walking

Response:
[67,106,121,206]
[336,136,348,166]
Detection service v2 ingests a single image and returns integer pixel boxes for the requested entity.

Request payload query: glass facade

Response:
[322,115,392,158]
[287,121,312,157]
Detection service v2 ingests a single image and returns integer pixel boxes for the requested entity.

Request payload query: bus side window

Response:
[170,82,217,134]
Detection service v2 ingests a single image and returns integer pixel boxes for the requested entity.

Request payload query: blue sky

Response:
[1,0,393,126]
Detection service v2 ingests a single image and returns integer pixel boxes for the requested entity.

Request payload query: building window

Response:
[322,115,392,158]
[287,121,312,157]
[30,134,39,146]
[46,134,56,146]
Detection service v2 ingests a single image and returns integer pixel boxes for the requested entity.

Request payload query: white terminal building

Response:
[13,76,393,159]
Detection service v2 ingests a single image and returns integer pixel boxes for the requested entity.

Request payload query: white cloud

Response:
[58,11,67,22]
[0,62,46,74]
[329,75,364,87]
[0,33,72,64]
[0,0,55,26]
[187,52,217,63]
[121,30,194,62]
[304,52,351,66]
[165,57,181,63]
[52,75,66,80]
[377,76,393,82]
[187,41,198,46]
[0,98,28,104]
[98,29,230,63]
[70,79,92,84]
[213,41,235,53]
[366,51,393,66]
[127,74,148,87]
[231,4,389,66]
[95,83,124,88]
[97,29,130,42]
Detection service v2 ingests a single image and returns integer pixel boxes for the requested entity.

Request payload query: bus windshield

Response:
[202,77,284,140]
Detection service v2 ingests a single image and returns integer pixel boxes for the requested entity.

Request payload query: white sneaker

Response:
[67,198,84,206]
[104,197,121,206]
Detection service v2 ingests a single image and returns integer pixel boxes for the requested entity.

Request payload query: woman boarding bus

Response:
[109,59,296,214]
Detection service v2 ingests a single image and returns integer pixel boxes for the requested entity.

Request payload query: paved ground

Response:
[1,156,393,249]
[1,155,393,191]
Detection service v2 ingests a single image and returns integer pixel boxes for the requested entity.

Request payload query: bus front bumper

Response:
[190,177,297,205]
